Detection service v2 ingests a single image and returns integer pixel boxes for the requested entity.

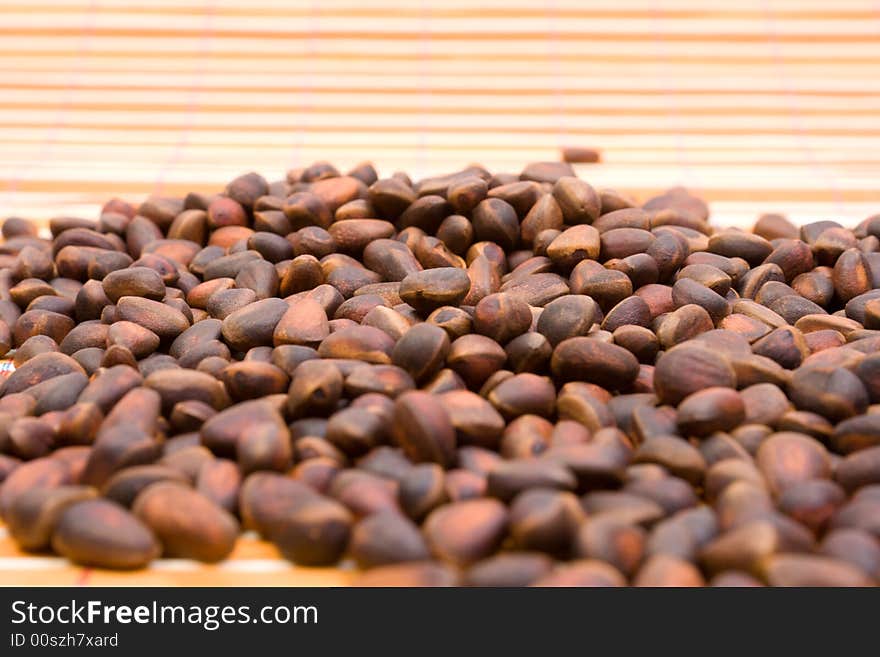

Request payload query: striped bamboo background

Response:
[1,0,880,585]
[1,0,879,226]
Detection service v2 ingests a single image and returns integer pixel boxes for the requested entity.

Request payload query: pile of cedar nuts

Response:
[0,160,879,587]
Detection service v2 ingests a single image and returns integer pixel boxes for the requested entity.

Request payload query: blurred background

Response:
[1,0,879,226]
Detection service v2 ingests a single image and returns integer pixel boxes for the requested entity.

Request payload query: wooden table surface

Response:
[1,0,879,585]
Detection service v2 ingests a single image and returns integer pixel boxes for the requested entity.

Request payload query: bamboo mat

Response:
[1,0,880,585]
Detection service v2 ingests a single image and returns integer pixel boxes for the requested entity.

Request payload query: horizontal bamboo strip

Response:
[3,36,879,61]
[4,14,880,39]
[3,110,880,134]
[14,0,880,16]
[9,57,880,80]
[5,71,879,94]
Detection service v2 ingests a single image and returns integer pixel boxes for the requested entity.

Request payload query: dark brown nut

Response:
[630,404,677,443]
[833,248,873,302]
[327,219,395,256]
[132,482,238,563]
[738,383,790,427]
[392,391,457,467]
[753,213,798,241]
[324,408,388,458]
[676,387,746,437]
[655,304,714,349]
[675,263,732,295]
[487,373,556,420]
[10,279,57,308]
[51,499,160,569]
[348,510,430,568]
[487,459,577,502]
[399,463,448,521]
[423,498,508,566]
[344,364,414,399]
[438,390,505,449]
[360,305,410,341]
[545,225,601,270]
[234,259,279,300]
[236,420,293,474]
[520,194,563,246]
[13,309,75,347]
[506,488,584,555]
[777,479,845,532]
[238,471,314,533]
[500,272,569,307]
[362,238,421,282]
[671,278,730,324]
[755,432,831,496]
[500,415,553,458]
[447,334,507,388]
[634,436,706,485]
[286,360,343,418]
[536,295,601,347]
[762,554,873,587]
[472,293,531,345]
[390,322,450,383]
[820,528,880,580]
[101,266,165,304]
[168,400,216,434]
[206,288,259,321]
[76,364,143,414]
[351,444,406,482]
[426,306,473,340]
[533,560,626,587]
[7,486,97,551]
[106,321,160,359]
[353,561,458,587]
[719,313,772,343]
[612,325,659,363]
[398,267,470,317]
[221,361,289,401]
[269,344,318,377]
[291,457,340,495]
[504,331,552,373]
[207,196,247,229]
[317,325,395,364]
[556,382,614,434]
[708,230,773,265]
[115,296,189,342]
[552,176,600,225]
[573,516,645,575]
[835,446,880,492]
[750,327,809,370]
[58,320,110,356]
[470,198,520,251]
[6,416,53,459]
[101,465,191,508]
[445,175,488,215]
[145,368,228,413]
[279,254,324,296]
[632,554,705,587]
[767,294,826,326]
[788,365,869,422]
[81,421,162,488]
[270,492,353,566]
[654,346,736,406]
[600,296,652,333]
[551,337,639,389]
[543,434,631,491]
[3,351,85,396]
[220,297,289,351]
[363,177,414,220]
[464,552,554,587]
[569,262,632,311]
